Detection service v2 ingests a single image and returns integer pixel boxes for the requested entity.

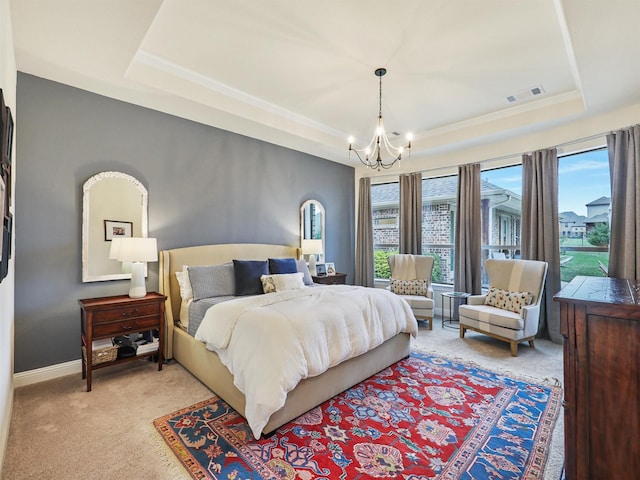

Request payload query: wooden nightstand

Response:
[312,273,347,285]
[79,292,166,392]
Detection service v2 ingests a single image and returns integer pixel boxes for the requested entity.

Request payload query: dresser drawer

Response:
[92,315,160,337]
[91,303,160,324]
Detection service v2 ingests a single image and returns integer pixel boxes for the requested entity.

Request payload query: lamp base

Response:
[308,255,317,276]
[128,262,147,298]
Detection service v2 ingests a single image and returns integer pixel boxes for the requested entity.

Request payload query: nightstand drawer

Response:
[92,303,160,323]
[312,273,347,285]
[92,315,160,337]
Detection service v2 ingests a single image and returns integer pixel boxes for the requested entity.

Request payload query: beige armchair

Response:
[459,259,548,356]
[387,254,435,329]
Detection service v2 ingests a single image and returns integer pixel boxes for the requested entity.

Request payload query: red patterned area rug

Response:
[153,352,562,479]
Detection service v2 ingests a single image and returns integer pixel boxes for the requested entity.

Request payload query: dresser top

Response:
[554,276,640,306]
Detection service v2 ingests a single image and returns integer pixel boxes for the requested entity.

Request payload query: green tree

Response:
[374,250,396,279]
[587,223,609,247]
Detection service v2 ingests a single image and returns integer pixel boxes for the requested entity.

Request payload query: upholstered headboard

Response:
[159,243,301,358]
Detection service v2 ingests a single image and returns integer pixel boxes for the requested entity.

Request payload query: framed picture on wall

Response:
[0,216,9,281]
[325,262,336,276]
[3,106,13,166]
[104,220,133,240]
[0,176,4,269]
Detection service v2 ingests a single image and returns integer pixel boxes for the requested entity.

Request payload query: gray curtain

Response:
[521,148,562,343]
[607,125,640,279]
[454,163,482,294]
[355,177,375,287]
[399,172,422,255]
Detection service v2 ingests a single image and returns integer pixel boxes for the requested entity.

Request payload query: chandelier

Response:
[348,68,412,170]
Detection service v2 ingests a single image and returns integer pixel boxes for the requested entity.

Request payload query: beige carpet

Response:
[1,322,564,480]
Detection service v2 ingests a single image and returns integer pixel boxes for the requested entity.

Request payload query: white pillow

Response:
[261,272,306,293]
[175,266,193,300]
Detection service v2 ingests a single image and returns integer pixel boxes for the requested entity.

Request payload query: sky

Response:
[481,148,610,217]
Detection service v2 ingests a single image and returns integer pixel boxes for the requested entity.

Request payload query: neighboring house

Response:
[372,176,521,282]
[560,197,610,236]
[586,196,611,218]
[585,213,610,233]
[585,196,611,233]
[559,211,587,238]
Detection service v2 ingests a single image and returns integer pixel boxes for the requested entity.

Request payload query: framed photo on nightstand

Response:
[325,262,336,276]
[315,263,327,276]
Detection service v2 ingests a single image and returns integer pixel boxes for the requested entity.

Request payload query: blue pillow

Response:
[268,257,298,274]
[233,260,269,296]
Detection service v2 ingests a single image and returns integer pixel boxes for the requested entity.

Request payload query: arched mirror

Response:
[82,171,148,282]
[300,199,325,262]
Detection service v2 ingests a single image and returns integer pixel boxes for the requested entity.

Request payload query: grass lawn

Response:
[560,251,609,283]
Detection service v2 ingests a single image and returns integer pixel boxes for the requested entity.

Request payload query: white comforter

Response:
[194,285,418,439]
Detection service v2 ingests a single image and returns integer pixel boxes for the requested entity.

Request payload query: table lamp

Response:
[301,239,323,276]
[115,237,158,298]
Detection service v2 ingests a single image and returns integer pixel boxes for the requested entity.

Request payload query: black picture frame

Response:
[0,90,5,166]
[5,213,12,260]
[104,219,133,241]
[3,106,13,166]
[0,216,9,281]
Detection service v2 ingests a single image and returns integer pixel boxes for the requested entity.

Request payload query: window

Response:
[371,175,459,284]
[558,147,610,282]
[480,165,523,285]
[371,182,399,279]
[370,146,609,286]
[422,175,457,284]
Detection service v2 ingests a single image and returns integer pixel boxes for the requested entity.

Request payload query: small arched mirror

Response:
[300,199,325,262]
[82,171,148,282]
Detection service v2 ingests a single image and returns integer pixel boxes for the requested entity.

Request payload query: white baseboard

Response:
[13,360,82,388]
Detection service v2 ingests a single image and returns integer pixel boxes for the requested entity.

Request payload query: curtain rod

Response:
[372,124,636,182]
[484,131,609,167]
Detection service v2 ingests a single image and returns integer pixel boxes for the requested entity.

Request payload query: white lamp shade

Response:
[301,239,323,255]
[108,237,123,259]
[116,237,158,263]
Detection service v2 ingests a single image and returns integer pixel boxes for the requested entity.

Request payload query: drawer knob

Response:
[120,324,133,330]
[121,309,138,317]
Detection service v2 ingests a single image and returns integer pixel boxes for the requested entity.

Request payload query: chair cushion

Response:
[396,294,434,310]
[484,286,531,314]
[459,304,524,330]
[390,278,429,296]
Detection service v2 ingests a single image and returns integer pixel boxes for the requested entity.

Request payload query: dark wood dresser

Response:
[554,276,640,480]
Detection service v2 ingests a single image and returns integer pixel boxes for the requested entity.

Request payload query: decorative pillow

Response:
[389,278,429,296]
[268,257,298,274]
[175,268,193,300]
[233,259,269,296]
[261,272,306,293]
[484,287,531,314]
[296,259,314,286]
[187,263,235,301]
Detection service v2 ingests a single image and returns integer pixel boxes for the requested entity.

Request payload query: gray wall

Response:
[15,73,355,373]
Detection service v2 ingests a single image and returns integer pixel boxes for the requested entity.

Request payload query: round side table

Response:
[441,291,471,329]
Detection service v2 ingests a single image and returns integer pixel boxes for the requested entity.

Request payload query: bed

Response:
[159,243,417,437]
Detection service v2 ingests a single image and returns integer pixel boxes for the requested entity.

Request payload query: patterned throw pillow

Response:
[261,273,306,293]
[390,278,429,296]
[484,287,531,314]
